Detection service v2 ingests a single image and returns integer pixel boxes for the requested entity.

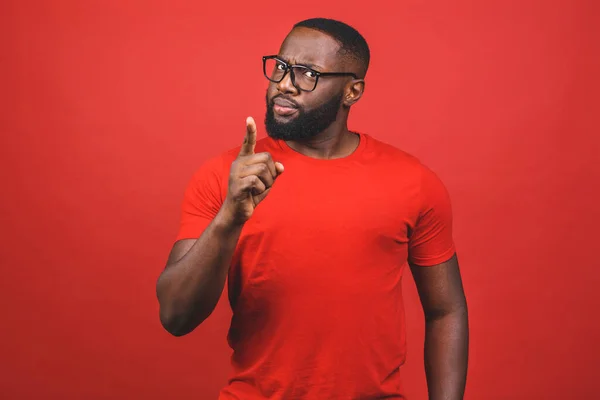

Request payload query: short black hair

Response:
[293,18,370,77]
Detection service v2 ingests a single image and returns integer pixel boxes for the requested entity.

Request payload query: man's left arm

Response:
[410,254,468,400]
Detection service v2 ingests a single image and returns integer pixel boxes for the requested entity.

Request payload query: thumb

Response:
[275,162,285,175]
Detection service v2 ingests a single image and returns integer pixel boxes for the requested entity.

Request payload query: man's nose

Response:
[276,69,299,95]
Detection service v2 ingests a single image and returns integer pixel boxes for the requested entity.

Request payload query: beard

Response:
[265,91,344,141]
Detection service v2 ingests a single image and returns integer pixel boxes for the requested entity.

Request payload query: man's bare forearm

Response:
[424,307,469,400]
[156,210,243,336]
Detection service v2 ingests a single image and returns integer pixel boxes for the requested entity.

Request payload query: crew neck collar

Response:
[274,131,368,163]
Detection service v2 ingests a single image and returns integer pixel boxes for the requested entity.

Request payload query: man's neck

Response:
[285,124,359,160]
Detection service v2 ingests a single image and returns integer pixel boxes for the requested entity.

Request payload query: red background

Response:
[2,1,599,399]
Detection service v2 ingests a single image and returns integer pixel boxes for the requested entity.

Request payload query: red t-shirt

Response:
[176,132,456,399]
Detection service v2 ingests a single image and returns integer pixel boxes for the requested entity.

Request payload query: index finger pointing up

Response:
[239,116,257,157]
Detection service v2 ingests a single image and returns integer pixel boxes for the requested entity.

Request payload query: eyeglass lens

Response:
[264,58,318,91]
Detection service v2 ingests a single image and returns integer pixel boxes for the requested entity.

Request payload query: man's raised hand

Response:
[221,117,284,225]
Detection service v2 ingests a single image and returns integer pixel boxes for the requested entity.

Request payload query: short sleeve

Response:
[175,155,227,241]
[408,165,456,266]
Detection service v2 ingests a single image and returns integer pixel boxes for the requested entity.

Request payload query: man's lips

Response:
[273,104,298,116]
[272,97,298,116]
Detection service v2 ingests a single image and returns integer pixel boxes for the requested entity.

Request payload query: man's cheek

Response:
[267,84,278,98]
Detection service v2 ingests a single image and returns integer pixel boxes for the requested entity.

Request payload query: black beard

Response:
[264,92,343,141]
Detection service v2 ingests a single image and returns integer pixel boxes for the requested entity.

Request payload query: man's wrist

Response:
[213,205,245,233]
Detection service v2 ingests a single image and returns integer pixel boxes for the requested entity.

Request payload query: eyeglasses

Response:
[262,55,358,92]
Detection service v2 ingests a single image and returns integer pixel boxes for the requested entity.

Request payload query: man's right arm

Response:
[156,208,242,337]
[156,116,284,337]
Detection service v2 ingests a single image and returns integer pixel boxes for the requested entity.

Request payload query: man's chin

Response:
[273,112,299,124]
[265,124,296,140]
[265,128,291,140]
[265,108,308,140]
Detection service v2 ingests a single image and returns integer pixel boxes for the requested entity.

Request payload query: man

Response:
[156,18,468,400]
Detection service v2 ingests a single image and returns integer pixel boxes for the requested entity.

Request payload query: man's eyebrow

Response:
[278,55,324,71]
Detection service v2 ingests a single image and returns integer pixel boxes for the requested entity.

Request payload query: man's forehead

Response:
[277,27,342,69]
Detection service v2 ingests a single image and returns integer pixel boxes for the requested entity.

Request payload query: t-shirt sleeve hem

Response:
[409,244,456,267]
[174,219,213,242]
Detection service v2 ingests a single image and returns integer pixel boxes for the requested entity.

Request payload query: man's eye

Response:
[304,70,317,78]
[276,63,286,70]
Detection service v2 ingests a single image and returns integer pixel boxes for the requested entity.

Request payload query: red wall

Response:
[2,1,598,399]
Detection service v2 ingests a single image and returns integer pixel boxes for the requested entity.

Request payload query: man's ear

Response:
[343,80,365,107]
